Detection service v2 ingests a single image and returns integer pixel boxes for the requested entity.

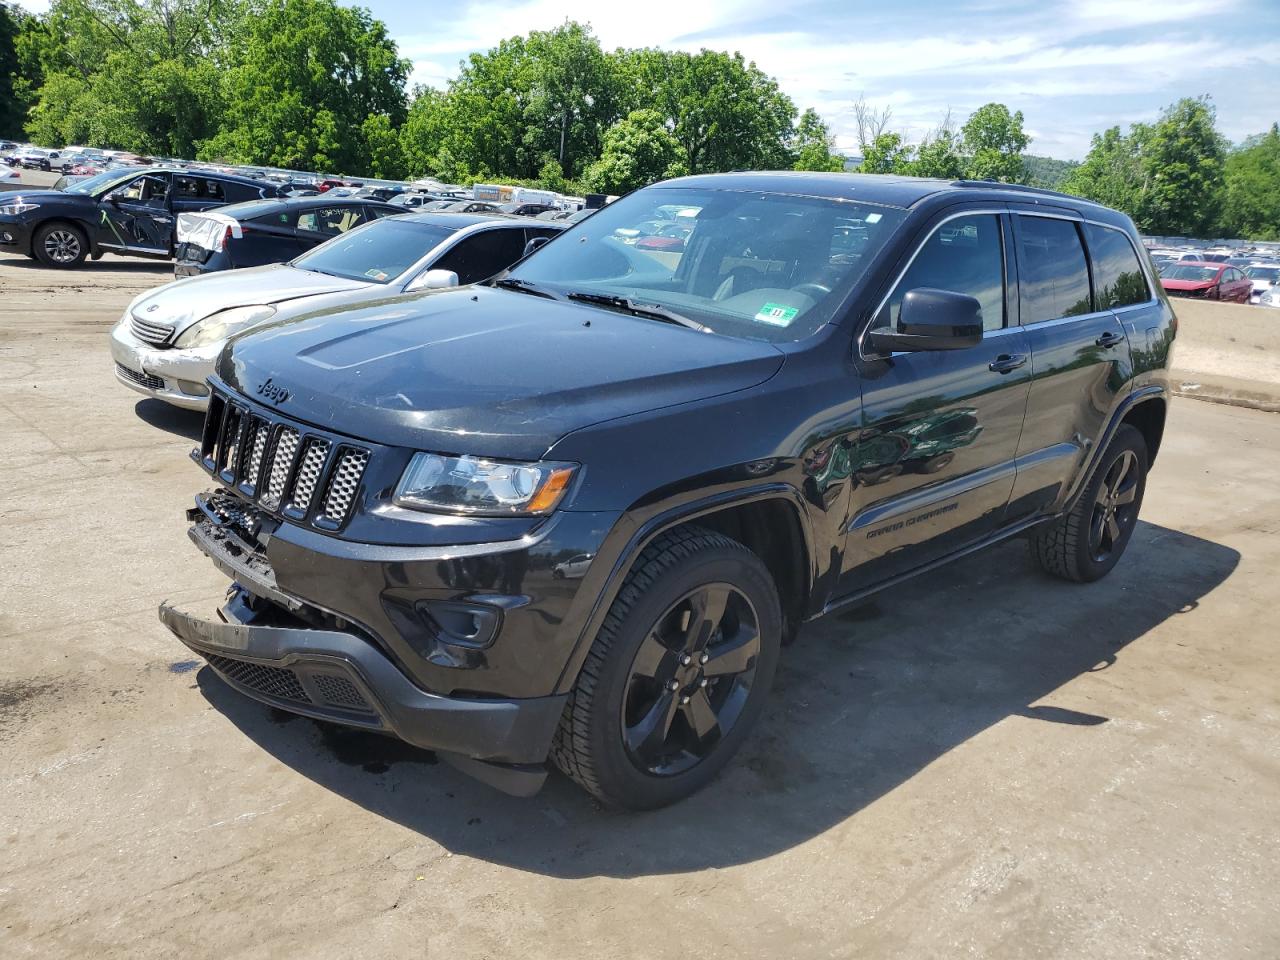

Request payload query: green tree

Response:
[582,108,686,194]
[859,131,912,174]
[792,107,844,172]
[1220,124,1280,240]
[201,0,409,173]
[1025,154,1079,190]
[1063,125,1147,214]
[909,121,964,179]
[0,3,21,138]
[961,102,1029,182]
[616,47,796,174]
[1138,96,1226,236]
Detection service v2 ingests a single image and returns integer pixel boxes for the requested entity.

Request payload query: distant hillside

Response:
[1025,155,1079,190]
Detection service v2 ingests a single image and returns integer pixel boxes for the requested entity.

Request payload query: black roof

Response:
[400,211,532,229]
[662,171,1127,224]
[209,195,403,221]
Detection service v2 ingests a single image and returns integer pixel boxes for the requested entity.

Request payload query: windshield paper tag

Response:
[755,302,799,326]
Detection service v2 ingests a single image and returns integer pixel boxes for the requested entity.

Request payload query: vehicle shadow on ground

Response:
[197,520,1238,878]
[133,399,203,441]
[0,254,172,273]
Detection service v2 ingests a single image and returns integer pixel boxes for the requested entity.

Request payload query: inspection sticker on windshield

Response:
[755,302,799,326]
[365,268,389,281]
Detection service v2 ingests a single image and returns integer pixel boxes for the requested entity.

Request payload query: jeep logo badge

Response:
[256,378,290,405]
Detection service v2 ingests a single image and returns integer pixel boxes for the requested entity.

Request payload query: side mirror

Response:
[522,235,550,257]
[408,268,459,291]
[866,288,984,353]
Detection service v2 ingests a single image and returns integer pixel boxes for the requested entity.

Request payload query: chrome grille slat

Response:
[130,314,175,346]
[320,449,369,524]
[218,406,244,475]
[288,439,330,513]
[261,427,299,510]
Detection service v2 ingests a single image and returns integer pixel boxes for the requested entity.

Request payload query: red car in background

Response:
[1159,261,1253,302]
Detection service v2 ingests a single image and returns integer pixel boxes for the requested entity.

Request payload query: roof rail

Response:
[948,179,1086,204]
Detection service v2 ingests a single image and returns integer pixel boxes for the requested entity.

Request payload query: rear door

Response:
[1006,211,1132,520]
[841,209,1032,591]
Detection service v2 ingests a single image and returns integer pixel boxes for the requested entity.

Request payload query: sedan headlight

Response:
[174,304,277,348]
[0,200,39,216]
[394,453,577,516]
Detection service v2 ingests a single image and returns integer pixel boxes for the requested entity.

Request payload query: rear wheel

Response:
[551,526,781,809]
[33,222,87,268]
[1031,424,1147,582]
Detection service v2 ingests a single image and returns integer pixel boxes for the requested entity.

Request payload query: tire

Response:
[551,525,782,809]
[1030,424,1147,582]
[33,222,88,268]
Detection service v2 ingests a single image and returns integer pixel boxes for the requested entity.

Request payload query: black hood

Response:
[218,286,785,461]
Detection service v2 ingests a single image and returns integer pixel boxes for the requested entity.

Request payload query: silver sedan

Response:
[110,212,562,410]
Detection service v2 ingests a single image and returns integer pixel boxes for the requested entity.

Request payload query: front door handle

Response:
[989,353,1027,374]
[1096,331,1125,349]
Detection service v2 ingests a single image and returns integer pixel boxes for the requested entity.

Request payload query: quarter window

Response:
[1085,223,1150,309]
[1017,217,1092,323]
[875,213,1006,332]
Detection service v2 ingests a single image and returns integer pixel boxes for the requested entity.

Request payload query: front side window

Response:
[434,229,527,284]
[509,186,907,342]
[1017,216,1092,323]
[872,213,1006,333]
[1085,223,1150,309]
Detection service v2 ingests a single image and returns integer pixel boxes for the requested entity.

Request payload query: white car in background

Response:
[1244,264,1280,304]
[109,212,562,410]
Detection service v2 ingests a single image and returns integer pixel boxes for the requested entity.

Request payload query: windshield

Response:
[293,217,459,283]
[65,169,147,196]
[508,186,907,341]
[1245,265,1280,281]
[1163,265,1220,282]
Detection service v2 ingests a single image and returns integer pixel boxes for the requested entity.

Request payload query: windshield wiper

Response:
[491,276,564,300]
[565,292,709,332]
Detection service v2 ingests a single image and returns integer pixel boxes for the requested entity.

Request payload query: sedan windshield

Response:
[507,186,907,341]
[1245,265,1280,282]
[1163,265,1219,282]
[293,217,458,283]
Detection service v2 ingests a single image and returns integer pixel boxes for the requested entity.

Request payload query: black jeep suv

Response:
[160,172,1175,809]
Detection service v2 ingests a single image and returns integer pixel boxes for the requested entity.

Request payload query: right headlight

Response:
[174,304,277,348]
[394,453,577,516]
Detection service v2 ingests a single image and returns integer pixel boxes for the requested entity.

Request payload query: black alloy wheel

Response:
[621,582,762,776]
[1089,448,1140,563]
[551,526,781,809]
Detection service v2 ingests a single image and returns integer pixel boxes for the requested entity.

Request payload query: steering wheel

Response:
[793,282,831,300]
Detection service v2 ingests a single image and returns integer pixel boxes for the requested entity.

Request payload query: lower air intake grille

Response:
[319,449,369,524]
[312,674,372,712]
[206,654,308,704]
[116,363,165,391]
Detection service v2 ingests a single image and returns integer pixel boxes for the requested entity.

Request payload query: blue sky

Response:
[16,0,1280,158]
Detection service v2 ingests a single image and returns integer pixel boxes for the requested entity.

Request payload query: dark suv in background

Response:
[0,167,285,267]
[159,172,1175,809]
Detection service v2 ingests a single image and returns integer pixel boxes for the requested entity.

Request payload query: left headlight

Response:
[174,304,277,348]
[0,200,39,216]
[394,453,577,516]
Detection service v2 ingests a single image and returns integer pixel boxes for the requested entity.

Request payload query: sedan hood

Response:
[218,286,786,460]
[132,265,372,336]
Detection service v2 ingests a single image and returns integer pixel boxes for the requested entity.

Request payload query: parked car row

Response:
[1147,241,1280,307]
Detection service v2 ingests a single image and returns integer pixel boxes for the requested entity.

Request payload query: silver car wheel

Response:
[43,229,81,263]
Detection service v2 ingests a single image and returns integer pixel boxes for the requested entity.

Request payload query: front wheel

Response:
[33,222,88,268]
[551,526,781,809]
[1030,424,1147,582]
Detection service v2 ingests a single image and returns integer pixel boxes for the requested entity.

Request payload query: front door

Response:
[99,173,172,254]
[840,210,1031,593]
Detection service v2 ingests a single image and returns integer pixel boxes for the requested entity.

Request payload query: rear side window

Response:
[1017,217,1092,323]
[1085,224,1151,308]
[874,213,1006,332]
[204,179,226,201]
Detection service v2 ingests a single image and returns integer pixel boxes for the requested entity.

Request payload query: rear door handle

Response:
[1096,331,1125,348]
[989,354,1027,374]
